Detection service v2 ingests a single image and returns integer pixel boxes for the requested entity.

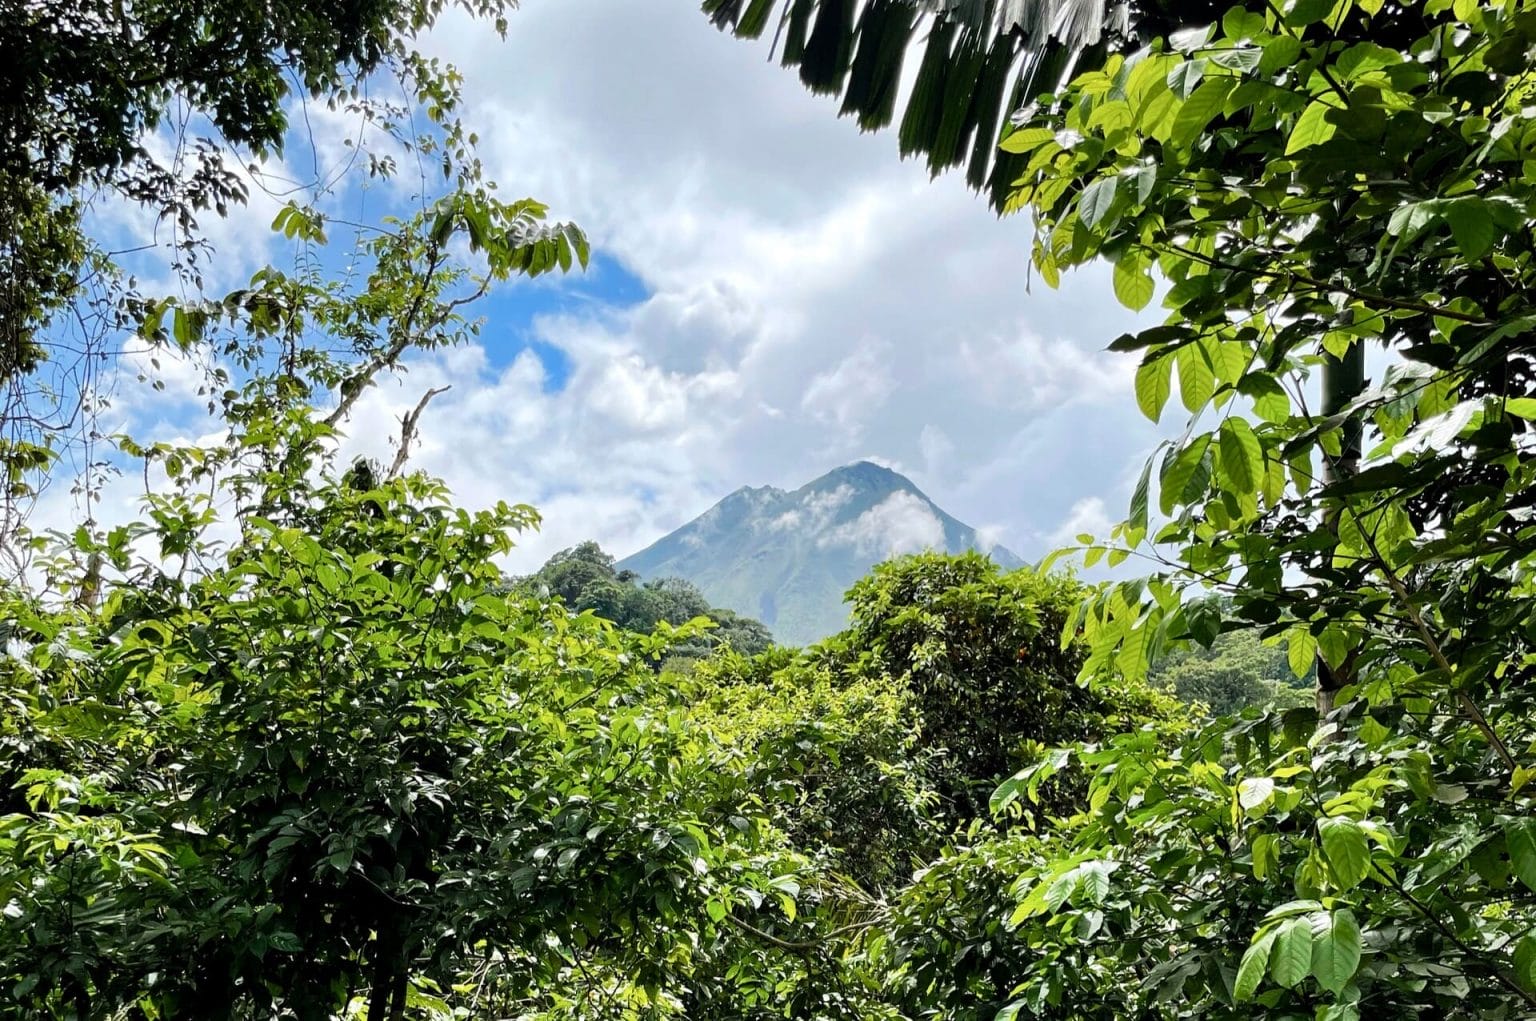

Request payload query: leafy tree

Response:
[1,466,800,1018]
[842,552,1180,821]
[881,1,1536,1017]
[685,647,942,892]
[515,542,776,661]
[0,1,591,566]
[1,0,512,355]
[1150,627,1311,716]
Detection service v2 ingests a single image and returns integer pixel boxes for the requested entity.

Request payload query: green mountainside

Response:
[618,461,1022,646]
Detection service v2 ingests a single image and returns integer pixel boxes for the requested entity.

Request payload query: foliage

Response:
[842,552,1181,822]
[0,465,803,1018]
[1150,627,1312,716]
[1,0,513,357]
[684,648,942,892]
[904,1,1536,1017]
[699,0,1224,205]
[0,2,589,568]
[513,541,775,663]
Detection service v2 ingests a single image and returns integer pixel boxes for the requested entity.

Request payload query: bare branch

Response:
[386,385,449,479]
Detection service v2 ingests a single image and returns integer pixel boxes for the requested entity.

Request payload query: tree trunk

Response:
[1317,342,1366,716]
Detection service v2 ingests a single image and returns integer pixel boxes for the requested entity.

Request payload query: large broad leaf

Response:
[1217,417,1262,494]
[1113,249,1155,309]
[1136,356,1173,422]
[1081,176,1120,230]
[1270,915,1315,987]
[1176,343,1215,411]
[1514,935,1536,992]
[1319,816,1371,890]
[1507,819,1536,892]
[1235,928,1278,1000]
[1310,909,1362,993]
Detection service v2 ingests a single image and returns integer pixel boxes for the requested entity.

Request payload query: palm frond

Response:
[703,0,1175,210]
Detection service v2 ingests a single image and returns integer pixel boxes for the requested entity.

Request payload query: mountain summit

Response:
[617,462,1022,646]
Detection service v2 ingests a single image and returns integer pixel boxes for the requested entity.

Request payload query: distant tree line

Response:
[506,541,774,664]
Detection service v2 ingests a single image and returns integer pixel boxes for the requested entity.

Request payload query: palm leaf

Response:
[704,0,1199,210]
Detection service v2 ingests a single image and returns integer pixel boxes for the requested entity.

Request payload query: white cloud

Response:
[31,0,1179,582]
[336,1,1177,569]
[1049,497,1116,547]
[820,492,946,558]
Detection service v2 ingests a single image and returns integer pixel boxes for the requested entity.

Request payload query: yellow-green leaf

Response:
[1287,627,1317,679]
[1218,418,1262,493]
[1286,100,1339,154]
[1319,816,1370,890]
[1136,357,1173,422]
[1176,343,1215,411]
[1114,252,1156,311]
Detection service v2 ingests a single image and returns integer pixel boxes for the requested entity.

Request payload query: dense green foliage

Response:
[511,541,774,663]
[712,1,1536,1017]
[1,472,790,1017]
[840,553,1179,821]
[1151,626,1313,715]
[10,0,1536,1017]
[0,0,584,538]
[684,554,1181,890]
[956,0,1536,1016]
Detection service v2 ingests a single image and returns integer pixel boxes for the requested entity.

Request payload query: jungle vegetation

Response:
[2,0,1535,1018]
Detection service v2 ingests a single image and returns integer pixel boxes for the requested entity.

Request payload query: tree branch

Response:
[386,385,449,479]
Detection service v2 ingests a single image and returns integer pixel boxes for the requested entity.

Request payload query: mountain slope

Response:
[618,462,1022,646]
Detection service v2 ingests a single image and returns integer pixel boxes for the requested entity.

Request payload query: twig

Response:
[386,385,449,479]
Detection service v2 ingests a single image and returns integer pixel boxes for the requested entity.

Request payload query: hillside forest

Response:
[5,0,1536,1019]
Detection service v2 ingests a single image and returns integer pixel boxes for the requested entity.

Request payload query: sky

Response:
[37,0,1176,577]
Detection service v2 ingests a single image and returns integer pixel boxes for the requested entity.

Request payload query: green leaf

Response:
[1270,916,1315,987]
[1079,176,1119,230]
[1318,626,1352,671]
[1319,817,1371,890]
[1114,252,1156,311]
[1078,861,1112,904]
[1285,0,1335,26]
[1237,776,1274,811]
[1507,398,1536,419]
[1507,819,1536,892]
[1311,909,1362,993]
[1235,928,1278,1000]
[1387,200,1440,240]
[1444,198,1495,260]
[1136,357,1173,422]
[1287,100,1339,154]
[1128,458,1152,535]
[1514,935,1536,992]
[1159,434,1213,515]
[999,127,1057,154]
[1208,48,1262,74]
[1176,344,1215,411]
[1171,77,1235,149]
[1167,60,1205,99]
[1218,418,1262,493]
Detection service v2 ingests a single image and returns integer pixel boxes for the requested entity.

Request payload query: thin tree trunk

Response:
[1317,342,1366,716]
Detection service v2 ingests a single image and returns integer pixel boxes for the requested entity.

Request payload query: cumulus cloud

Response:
[1049,497,1116,546]
[32,0,1181,580]
[820,492,946,557]
[763,481,856,533]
